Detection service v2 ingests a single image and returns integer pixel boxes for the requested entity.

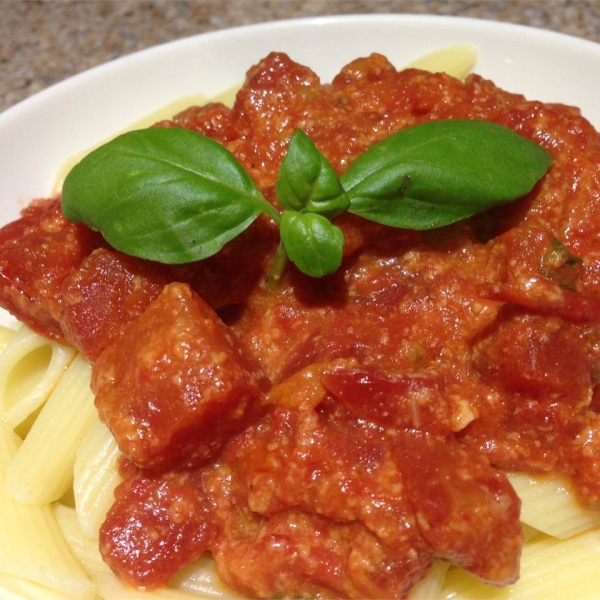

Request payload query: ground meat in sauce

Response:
[1,51,600,598]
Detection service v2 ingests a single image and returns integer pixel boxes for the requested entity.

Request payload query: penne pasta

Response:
[0,420,95,598]
[73,417,122,538]
[405,44,477,80]
[0,572,75,600]
[170,556,244,599]
[441,527,600,599]
[6,353,96,505]
[0,324,17,353]
[407,562,450,600]
[507,471,600,539]
[0,324,76,429]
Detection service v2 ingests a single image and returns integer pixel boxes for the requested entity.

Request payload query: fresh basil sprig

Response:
[62,120,552,279]
[275,129,348,278]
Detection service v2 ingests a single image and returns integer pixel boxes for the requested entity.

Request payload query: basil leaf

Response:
[62,127,278,264]
[280,210,344,278]
[276,129,349,218]
[341,119,553,229]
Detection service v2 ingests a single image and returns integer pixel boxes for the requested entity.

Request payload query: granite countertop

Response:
[2,0,600,113]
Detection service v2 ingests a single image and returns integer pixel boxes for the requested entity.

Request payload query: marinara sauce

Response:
[1,52,600,598]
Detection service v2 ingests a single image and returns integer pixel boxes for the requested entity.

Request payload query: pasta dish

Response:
[0,44,600,599]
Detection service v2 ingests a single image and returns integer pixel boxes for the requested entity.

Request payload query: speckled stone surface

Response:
[2,0,599,113]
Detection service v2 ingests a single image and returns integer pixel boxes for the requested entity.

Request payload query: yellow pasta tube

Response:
[170,555,244,599]
[441,527,600,599]
[6,353,96,504]
[0,420,95,598]
[73,417,122,538]
[0,571,75,600]
[407,562,449,600]
[0,324,76,429]
[507,471,600,539]
[405,44,477,80]
[0,324,17,353]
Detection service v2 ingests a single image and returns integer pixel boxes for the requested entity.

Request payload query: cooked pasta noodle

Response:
[0,420,94,598]
[0,324,76,430]
[0,572,75,600]
[407,562,449,599]
[507,472,600,539]
[0,325,17,352]
[406,43,477,79]
[441,528,600,599]
[169,558,244,599]
[73,418,122,538]
[6,353,96,505]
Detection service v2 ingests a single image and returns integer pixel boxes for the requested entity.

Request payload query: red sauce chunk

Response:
[92,282,270,471]
[60,248,167,361]
[0,199,103,341]
[1,51,600,598]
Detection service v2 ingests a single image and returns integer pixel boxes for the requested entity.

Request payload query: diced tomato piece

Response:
[60,248,167,361]
[93,282,270,471]
[320,364,451,434]
[0,198,102,341]
[100,470,216,589]
[394,432,522,586]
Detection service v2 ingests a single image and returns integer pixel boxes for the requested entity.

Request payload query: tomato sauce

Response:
[1,51,600,598]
